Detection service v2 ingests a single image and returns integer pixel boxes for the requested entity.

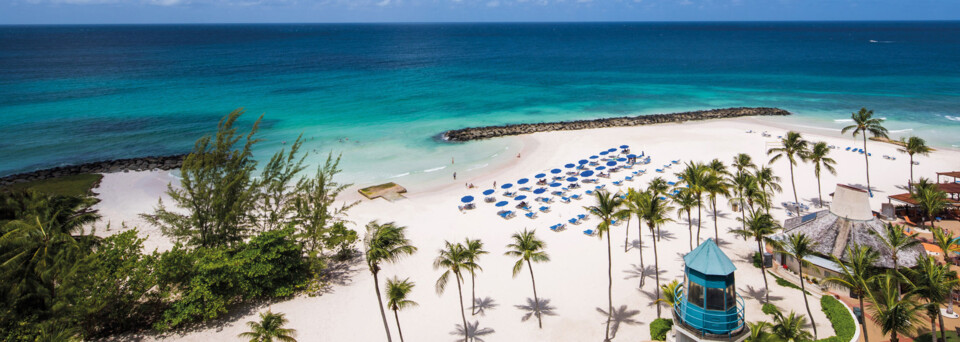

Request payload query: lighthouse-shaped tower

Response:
[672,239,748,342]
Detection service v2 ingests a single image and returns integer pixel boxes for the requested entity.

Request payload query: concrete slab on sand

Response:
[358,182,407,201]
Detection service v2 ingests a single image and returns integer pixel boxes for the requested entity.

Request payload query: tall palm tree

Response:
[463,238,488,315]
[731,153,757,230]
[769,309,814,342]
[867,272,923,342]
[386,277,418,342]
[238,310,298,342]
[754,165,782,215]
[364,221,418,342]
[899,136,932,191]
[625,189,647,284]
[705,159,731,241]
[778,233,819,339]
[913,184,949,229]
[768,131,809,215]
[623,188,641,253]
[677,162,708,244]
[647,177,671,241]
[903,256,959,342]
[640,192,674,318]
[808,141,837,208]
[872,223,920,271]
[732,153,757,176]
[824,244,880,342]
[434,241,478,342]
[672,188,698,251]
[730,172,756,232]
[731,210,781,303]
[505,228,550,328]
[585,189,625,342]
[842,108,889,193]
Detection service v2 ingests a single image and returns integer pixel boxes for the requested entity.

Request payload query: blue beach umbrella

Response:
[501,183,513,189]
[515,195,528,201]
[617,158,626,162]
[565,163,575,168]
[620,145,629,149]
[590,155,599,159]
[461,196,474,203]
[495,201,509,207]
[549,182,562,187]
[482,189,495,195]
[566,177,578,182]
[534,173,546,179]
[596,166,606,171]
[606,161,617,166]
[599,151,609,156]
[578,159,588,165]
[551,169,562,174]
[533,188,547,194]
[517,178,529,184]
[580,170,595,177]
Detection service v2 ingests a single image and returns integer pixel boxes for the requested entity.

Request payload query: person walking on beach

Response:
[453,172,457,180]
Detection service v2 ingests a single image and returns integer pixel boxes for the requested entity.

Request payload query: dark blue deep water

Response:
[2,22,959,182]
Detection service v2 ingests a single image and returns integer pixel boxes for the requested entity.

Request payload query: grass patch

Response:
[817,296,856,342]
[1,174,103,197]
[768,271,810,295]
[916,330,960,342]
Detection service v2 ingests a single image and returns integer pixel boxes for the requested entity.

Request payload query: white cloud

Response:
[376,0,390,5]
[485,0,498,7]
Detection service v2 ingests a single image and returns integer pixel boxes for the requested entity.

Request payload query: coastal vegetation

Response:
[0,173,102,197]
[841,108,889,193]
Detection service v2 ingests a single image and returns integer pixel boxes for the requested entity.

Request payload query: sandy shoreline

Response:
[93,116,960,341]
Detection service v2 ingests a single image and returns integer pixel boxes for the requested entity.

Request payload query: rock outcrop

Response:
[0,154,187,186]
[441,107,790,142]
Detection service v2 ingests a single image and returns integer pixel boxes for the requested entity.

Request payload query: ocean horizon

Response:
[2,21,959,186]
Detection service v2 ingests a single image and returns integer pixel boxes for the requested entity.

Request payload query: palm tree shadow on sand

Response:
[472,296,498,317]
[450,321,495,342]
[596,305,642,339]
[740,284,784,302]
[624,264,666,289]
[514,297,557,323]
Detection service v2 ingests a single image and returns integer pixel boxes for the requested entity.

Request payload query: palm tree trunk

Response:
[798,266,818,339]
[892,330,899,342]
[652,223,662,318]
[527,259,543,329]
[394,310,406,342]
[605,232,614,342]
[696,197,703,244]
[864,134,871,192]
[471,272,477,315]
[637,215,645,287]
[757,239,770,303]
[816,173,824,208]
[939,311,947,341]
[859,296,869,342]
[455,273,468,342]
[790,163,800,216]
[712,197,719,241]
[687,209,693,251]
[373,271,395,342]
[624,216,630,253]
[931,314,938,342]
[909,154,915,192]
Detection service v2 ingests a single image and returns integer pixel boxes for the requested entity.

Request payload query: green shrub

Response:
[650,318,673,341]
[762,303,780,316]
[916,330,960,342]
[819,296,856,342]
[769,271,809,294]
[752,252,762,269]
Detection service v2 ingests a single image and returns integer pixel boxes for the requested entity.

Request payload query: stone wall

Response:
[441,107,790,141]
[0,154,186,186]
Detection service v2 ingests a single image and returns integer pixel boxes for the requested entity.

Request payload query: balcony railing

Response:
[673,286,747,340]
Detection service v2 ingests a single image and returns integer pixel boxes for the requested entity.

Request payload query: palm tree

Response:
[238,310,297,342]
[769,309,814,342]
[655,280,682,309]
[585,189,624,342]
[746,321,776,342]
[463,238,488,315]
[505,228,551,328]
[705,159,731,241]
[778,233,819,339]
[913,184,949,229]
[768,131,809,215]
[808,141,837,208]
[732,153,757,175]
[842,108,889,193]
[647,177,671,241]
[623,188,641,253]
[903,256,959,342]
[867,272,922,342]
[898,136,932,191]
[364,221,418,342]
[872,222,920,271]
[625,189,648,284]
[386,277,418,342]
[730,172,756,232]
[731,210,781,303]
[640,191,674,318]
[672,188,698,251]
[754,165,782,215]
[824,244,880,342]
[731,153,757,229]
[932,227,960,267]
[434,241,478,342]
[677,162,708,244]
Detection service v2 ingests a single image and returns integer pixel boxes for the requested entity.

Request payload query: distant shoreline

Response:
[440,107,791,142]
[0,155,186,187]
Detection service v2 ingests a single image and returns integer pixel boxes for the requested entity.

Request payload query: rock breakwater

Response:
[441,107,790,142]
[0,154,186,186]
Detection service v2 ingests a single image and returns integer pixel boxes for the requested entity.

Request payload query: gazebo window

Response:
[688,281,704,308]
[706,287,725,310]
[725,283,736,310]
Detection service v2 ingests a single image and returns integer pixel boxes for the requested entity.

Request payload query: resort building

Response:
[671,239,749,342]
[773,184,926,279]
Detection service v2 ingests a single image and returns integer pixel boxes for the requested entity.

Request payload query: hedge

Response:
[650,318,674,341]
[817,296,856,342]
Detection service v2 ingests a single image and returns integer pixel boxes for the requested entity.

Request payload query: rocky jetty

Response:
[0,154,187,186]
[441,107,790,142]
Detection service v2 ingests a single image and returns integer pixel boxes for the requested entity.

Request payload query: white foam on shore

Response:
[388,172,410,178]
[833,119,853,123]
[423,166,446,173]
[946,115,960,122]
[467,163,489,171]
[888,128,914,133]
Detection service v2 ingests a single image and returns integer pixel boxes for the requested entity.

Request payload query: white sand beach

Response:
[95,116,960,341]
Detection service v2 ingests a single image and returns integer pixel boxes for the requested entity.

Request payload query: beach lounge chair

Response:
[610,219,619,226]
[561,197,571,203]
[585,190,594,196]
[577,214,587,221]
[672,160,680,164]
[485,196,496,203]
[625,176,633,181]
[613,180,623,186]
[656,169,664,173]
[552,191,564,197]
[549,223,566,232]
[525,212,537,219]
[583,229,595,236]
[845,147,851,151]
[667,181,676,186]
[595,184,605,190]
[519,186,531,192]
[504,191,516,197]
[568,217,580,225]
[539,206,551,213]
[571,194,582,200]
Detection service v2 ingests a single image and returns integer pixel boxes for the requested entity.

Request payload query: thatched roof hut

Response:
[775,184,925,269]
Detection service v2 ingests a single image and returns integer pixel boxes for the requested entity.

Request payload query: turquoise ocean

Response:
[1,22,959,186]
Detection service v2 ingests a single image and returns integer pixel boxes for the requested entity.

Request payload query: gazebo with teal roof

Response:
[672,239,748,342]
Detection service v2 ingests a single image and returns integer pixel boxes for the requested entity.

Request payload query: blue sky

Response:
[2,0,959,25]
